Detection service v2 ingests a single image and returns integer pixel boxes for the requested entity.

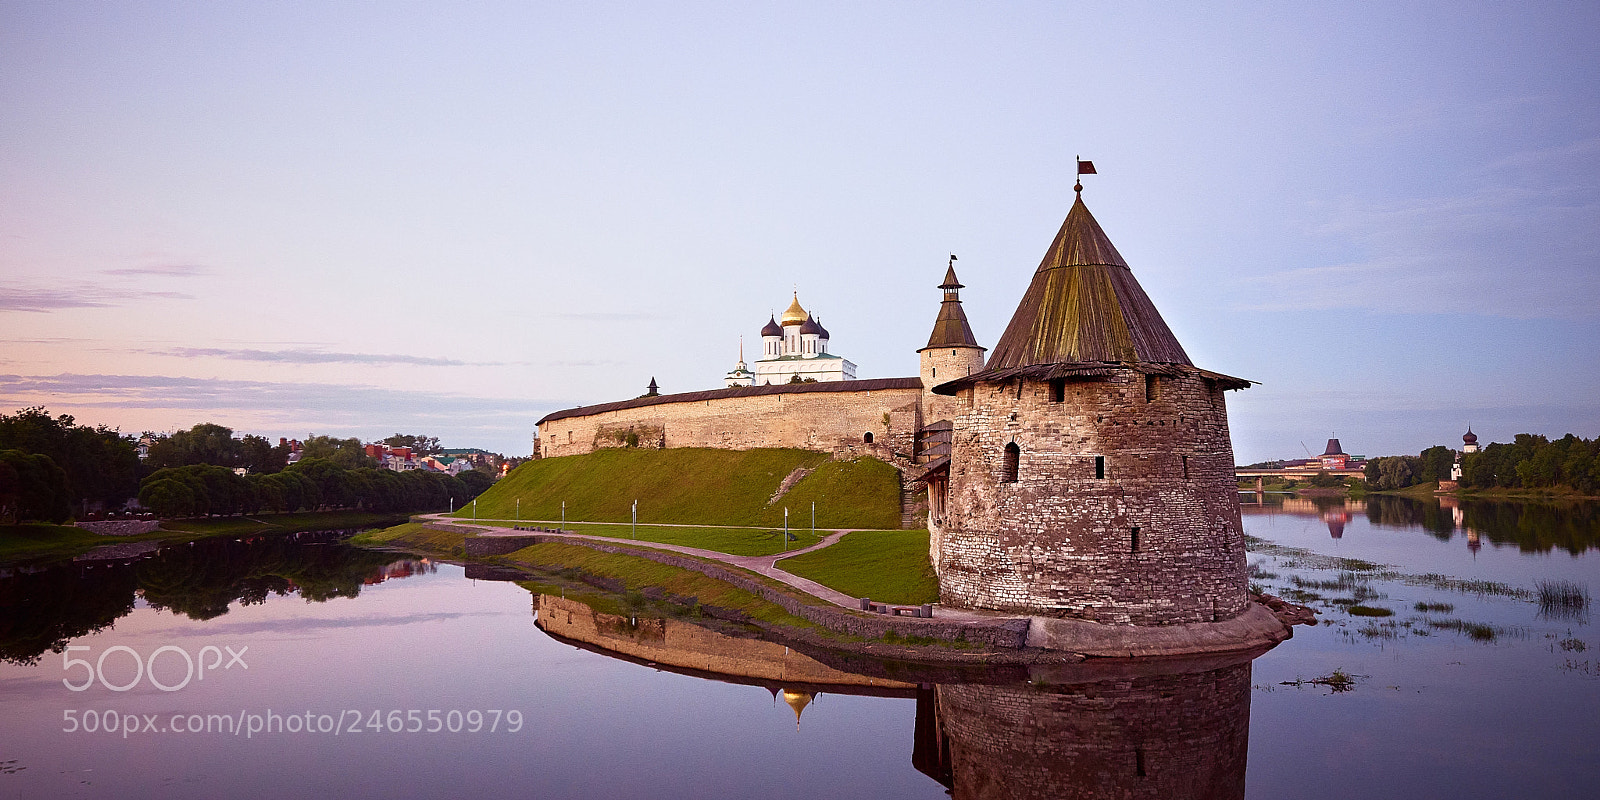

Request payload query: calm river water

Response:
[1,497,1597,799]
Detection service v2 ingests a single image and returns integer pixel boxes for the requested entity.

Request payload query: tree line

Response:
[0,406,496,524]
[137,459,490,518]
[1365,434,1600,494]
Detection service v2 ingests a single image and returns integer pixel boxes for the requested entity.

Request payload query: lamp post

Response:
[632,500,637,539]
[561,500,566,530]
[516,498,520,521]
[784,507,789,550]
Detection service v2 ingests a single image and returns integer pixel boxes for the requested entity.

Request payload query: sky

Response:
[1,2,1596,462]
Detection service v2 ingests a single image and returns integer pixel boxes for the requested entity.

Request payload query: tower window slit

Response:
[1135,748,1146,778]
[1002,442,1020,483]
[1095,455,1106,479]
[1131,527,1141,553]
[1146,374,1160,403]
[1182,455,1189,479]
[1049,378,1066,403]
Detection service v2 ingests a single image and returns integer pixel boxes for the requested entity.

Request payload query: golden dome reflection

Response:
[782,689,814,726]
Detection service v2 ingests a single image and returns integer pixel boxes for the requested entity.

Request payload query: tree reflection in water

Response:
[0,532,431,665]
[1241,492,1600,554]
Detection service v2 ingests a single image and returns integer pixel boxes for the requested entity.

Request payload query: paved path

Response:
[417,513,999,622]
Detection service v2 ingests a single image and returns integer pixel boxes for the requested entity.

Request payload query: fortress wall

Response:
[935,370,1247,624]
[535,594,915,689]
[538,384,924,459]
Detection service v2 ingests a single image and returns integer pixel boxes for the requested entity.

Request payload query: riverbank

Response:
[354,517,1302,664]
[0,510,410,564]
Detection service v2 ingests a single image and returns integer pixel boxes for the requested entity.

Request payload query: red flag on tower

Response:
[1077,160,1097,175]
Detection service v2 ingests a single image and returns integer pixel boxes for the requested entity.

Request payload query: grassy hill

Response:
[453,448,904,529]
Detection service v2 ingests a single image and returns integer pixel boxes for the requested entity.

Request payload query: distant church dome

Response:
[780,294,809,326]
[1463,428,1478,446]
[799,315,823,335]
[760,315,783,337]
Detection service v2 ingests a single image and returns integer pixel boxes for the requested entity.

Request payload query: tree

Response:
[0,449,71,524]
[457,469,493,499]
[299,436,373,469]
[240,435,289,474]
[0,407,140,509]
[139,479,196,518]
[1418,446,1455,483]
[382,434,441,456]
[145,423,245,469]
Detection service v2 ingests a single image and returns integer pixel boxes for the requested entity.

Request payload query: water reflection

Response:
[533,590,1253,800]
[0,531,431,666]
[1241,492,1600,554]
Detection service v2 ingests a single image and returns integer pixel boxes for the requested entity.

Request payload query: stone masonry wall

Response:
[920,345,987,425]
[936,661,1251,800]
[538,385,924,459]
[933,369,1248,625]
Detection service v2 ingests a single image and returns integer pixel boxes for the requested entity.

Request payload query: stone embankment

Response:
[74,520,162,536]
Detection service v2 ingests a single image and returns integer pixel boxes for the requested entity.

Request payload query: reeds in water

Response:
[1536,580,1591,613]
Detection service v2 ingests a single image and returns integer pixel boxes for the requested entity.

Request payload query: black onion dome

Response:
[799,315,823,335]
[760,316,783,337]
[1463,428,1478,445]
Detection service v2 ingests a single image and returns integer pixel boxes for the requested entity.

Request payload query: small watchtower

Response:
[918,256,987,425]
[929,179,1253,626]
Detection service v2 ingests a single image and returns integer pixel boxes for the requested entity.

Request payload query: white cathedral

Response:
[725,293,858,387]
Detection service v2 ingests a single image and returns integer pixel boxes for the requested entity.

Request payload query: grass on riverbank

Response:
[352,521,827,632]
[161,511,409,536]
[1,510,410,563]
[777,529,938,605]
[456,448,903,529]
[462,519,826,557]
[0,524,105,560]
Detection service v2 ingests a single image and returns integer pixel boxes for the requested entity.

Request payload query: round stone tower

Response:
[918,258,987,425]
[928,184,1253,626]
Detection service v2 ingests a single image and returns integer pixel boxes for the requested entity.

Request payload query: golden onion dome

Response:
[780,293,808,326]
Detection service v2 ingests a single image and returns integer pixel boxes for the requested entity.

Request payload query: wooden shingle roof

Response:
[921,266,984,351]
[982,192,1191,369]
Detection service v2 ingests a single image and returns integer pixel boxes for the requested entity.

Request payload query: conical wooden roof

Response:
[922,266,983,351]
[983,193,1191,368]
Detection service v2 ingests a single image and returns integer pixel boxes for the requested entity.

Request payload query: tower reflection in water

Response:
[916,663,1250,799]
[532,591,1252,800]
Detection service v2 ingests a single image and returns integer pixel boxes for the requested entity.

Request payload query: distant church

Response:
[726,293,858,386]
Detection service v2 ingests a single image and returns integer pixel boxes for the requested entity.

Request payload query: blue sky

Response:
[2,2,1596,462]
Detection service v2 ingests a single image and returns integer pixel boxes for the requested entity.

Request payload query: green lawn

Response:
[777,529,938,605]
[0,524,104,560]
[463,520,825,557]
[454,448,902,529]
